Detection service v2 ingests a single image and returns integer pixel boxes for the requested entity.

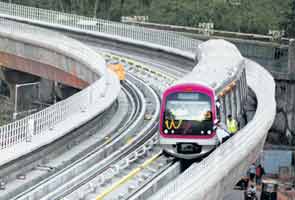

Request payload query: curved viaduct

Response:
[0,2,277,200]
[0,17,120,165]
[0,20,103,91]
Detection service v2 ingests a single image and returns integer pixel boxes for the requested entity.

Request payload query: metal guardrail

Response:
[0,80,108,149]
[125,21,293,75]
[126,21,291,43]
[0,2,199,54]
[0,19,120,150]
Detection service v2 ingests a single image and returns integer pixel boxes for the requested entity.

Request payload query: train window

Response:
[235,80,242,117]
[230,88,236,119]
[177,93,201,100]
[162,92,214,136]
[224,93,231,119]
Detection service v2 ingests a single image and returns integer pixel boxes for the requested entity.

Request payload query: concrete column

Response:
[288,39,295,74]
[8,84,15,104]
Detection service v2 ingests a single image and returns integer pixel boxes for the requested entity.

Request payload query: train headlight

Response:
[207,130,212,135]
[201,130,204,134]
[171,130,175,134]
[164,129,168,134]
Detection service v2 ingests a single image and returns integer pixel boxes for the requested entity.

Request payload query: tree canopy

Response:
[3,0,294,36]
[281,0,295,37]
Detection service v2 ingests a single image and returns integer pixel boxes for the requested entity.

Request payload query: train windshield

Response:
[163,92,213,136]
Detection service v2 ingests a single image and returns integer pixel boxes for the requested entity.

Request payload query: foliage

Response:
[2,0,295,36]
[281,0,295,37]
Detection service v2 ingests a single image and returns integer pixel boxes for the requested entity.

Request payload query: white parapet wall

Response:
[150,58,276,200]
[0,19,120,166]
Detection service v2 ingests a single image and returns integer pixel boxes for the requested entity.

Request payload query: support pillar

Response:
[288,39,295,144]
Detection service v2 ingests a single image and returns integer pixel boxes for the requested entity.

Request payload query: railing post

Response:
[26,119,34,142]
[288,39,295,75]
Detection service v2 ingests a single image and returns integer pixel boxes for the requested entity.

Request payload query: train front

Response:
[159,83,219,159]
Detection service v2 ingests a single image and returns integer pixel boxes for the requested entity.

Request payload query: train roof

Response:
[175,39,244,92]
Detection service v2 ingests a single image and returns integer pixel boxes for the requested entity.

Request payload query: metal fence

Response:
[0,76,109,149]
[0,1,200,53]
[234,41,289,73]
[130,21,291,74]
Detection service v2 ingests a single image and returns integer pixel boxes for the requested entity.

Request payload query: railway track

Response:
[7,67,161,200]
[57,137,170,200]
[92,45,188,78]
[0,77,147,200]
[13,51,180,200]
[47,53,184,200]
[0,34,189,200]
[37,34,197,199]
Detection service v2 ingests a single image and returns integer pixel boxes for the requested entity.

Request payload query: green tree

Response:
[282,0,295,37]
[140,0,152,8]
[3,0,293,35]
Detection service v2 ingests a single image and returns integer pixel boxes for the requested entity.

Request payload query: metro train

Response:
[159,39,248,160]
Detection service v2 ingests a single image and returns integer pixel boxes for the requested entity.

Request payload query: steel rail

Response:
[125,158,177,200]
[4,79,142,200]
[95,153,162,200]
[14,71,159,200]
[39,72,160,200]
[33,55,176,199]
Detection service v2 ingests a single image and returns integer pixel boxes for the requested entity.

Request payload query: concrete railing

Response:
[151,59,276,200]
[0,20,120,157]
